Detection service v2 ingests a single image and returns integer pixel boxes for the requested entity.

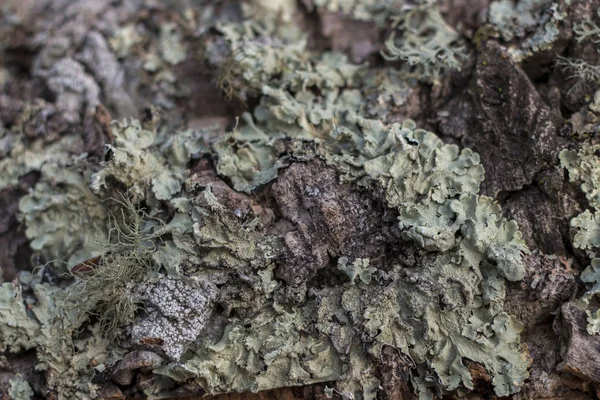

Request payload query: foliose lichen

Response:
[311,0,405,26]
[19,162,108,268]
[573,7,600,43]
[0,276,125,399]
[8,374,34,400]
[560,145,600,333]
[3,3,533,400]
[382,5,468,81]
[488,0,567,62]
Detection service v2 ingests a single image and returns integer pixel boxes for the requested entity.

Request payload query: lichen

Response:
[0,129,84,190]
[573,7,600,43]
[131,275,218,359]
[3,3,534,400]
[556,56,600,94]
[560,145,600,334]
[157,67,528,400]
[0,277,125,399]
[560,145,600,210]
[109,25,142,59]
[159,23,187,66]
[488,0,567,62]
[8,374,34,400]
[19,162,108,268]
[382,5,467,82]
[586,309,600,335]
[488,0,551,41]
[90,118,205,202]
[311,0,405,26]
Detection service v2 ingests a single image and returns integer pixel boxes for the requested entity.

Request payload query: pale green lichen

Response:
[158,7,528,397]
[560,145,600,210]
[382,5,467,81]
[159,23,187,66]
[488,0,552,42]
[0,129,84,190]
[162,81,527,400]
[0,278,125,399]
[19,162,107,268]
[488,0,567,62]
[8,374,33,400]
[586,309,600,335]
[555,56,600,94]
[4,4,533,400]
[573,7,600,43]
[71,196,162,339]
[570,210,600,252]
[311,0,405,26]
[337,257,376,284]
[91,118,205,202]
[581,258,600,299]
[109,24,141,59]
[560,145,600,334]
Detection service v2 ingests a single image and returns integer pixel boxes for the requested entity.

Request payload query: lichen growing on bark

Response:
[0,1,539,399]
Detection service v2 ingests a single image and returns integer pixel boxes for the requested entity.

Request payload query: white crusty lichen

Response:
[131,276,217,359]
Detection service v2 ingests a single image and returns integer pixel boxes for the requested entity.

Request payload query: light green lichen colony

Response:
[487,0,567,62]
[560,144,600,332]
[0,2,533,399]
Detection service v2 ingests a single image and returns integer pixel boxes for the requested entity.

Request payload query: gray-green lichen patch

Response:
[0,130,84,190]
[159,23,187,66]
[337,257,375,284]
[4,3,533,399]
[488,0,567,62]
[573,7,600,43]
[586,309,600,335]
[560,145,600,210]
[382,5,468,82]
[311,0,405,26]
[560,144,600,334]
[489,0,554,41]
[8,374,33,400]
[18,162,108,267]
[109,24,142,59]
[0,277,125,399]
[90,118,205,202]
[556,56,600,94]
[157,111,528,400]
